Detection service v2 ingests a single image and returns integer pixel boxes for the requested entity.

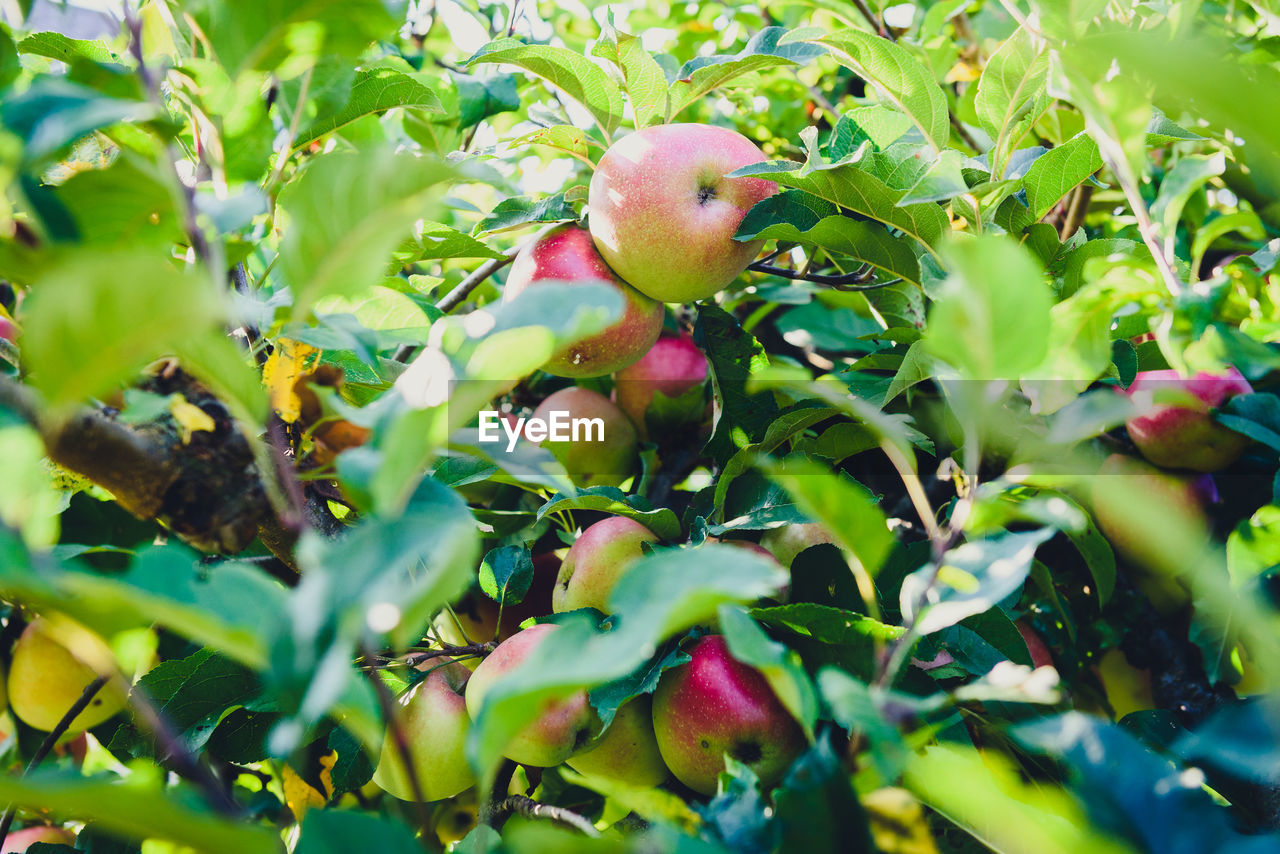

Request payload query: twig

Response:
[129,686,242,815]
[487,795,601,837]
[360,647,434,841]
[1093,136,1184,299]
[0,676,109,841]
[393,250,519,362]
[949,114,981,153]
[851,0,890,37]
[1058,182,1094,241]
[747,260,894,290]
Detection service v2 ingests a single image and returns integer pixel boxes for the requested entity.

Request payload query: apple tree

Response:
[2,0,1280,852]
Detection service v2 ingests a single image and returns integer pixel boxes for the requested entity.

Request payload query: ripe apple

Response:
[1,825,76,853]
[759,523,837,568]
[7,619,126,733]
[612,333,709,437]
[553,516,659,614]
[530,387,637,488]
[1123,368,1252,472]
[503,223,663,378]
[0,317,15,344]
[372,661,475,802]
[566,695,669,787]
[588,123,778,303]
[438,552,562,652]
[652,635,806,795]
[464,624,601,767]
[1015,620,1053,669]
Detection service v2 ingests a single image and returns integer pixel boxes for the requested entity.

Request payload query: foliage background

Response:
[2,0,1280,852]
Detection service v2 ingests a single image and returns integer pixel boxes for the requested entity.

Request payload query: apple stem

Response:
[0,675,109,841]
[487,795,601,838]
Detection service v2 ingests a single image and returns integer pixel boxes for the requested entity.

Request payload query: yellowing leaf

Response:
[863,788,940,854]
[169,395,216,444]
[263,338,317,423]
[282,752,336,822]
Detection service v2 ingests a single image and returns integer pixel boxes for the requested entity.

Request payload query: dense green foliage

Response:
[2,0,1280,852]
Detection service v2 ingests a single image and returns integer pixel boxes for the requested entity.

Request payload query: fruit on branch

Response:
[1122,368,1253,472]
[588,123,777,303]
[438,553,561,652]
[372,661,475,802]
[465,624,601,767]
[612,332,709,437]
[760,523,837,568]
[566,694,669,786]
[652,635,806,795]
[1015,620,1054,669]
[1,825,76,853]
[553,516,659,614]
[431,789,479,846]
[503,223,663,378]
[1094,648,1155,720]
[530,387,637,488]
[7,619,125,733]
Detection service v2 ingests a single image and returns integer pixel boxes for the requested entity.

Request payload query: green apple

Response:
[437,552,562,658]
[372,660,475,802]
[503,223,663,378]
[588,123,778,303]
[530,387,637,488]
[7,618,126,733]
[652,635,806,795]
[759,523,836,568]
[566,694,668,787]
[464,624,601,767]
[553,516,658,613]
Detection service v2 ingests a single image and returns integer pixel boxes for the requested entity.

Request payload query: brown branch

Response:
[0,675,109,841]
[1059,182,1094,241]
[487,795,601,837]
[128,685,242,815]
[747,260,893,290]
[394,250,520,363]
[851,0,890,38]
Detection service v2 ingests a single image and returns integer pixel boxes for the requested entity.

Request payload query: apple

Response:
[7,619,126,733]
[432,789,479,846]
[612,333,709,436]
[1,826,76,853]
[652,635,806,795]
[1015,620,1053,669]
[438,552,562,651]
[372,661,476,802]
[0,317,15,345]
[503,223,663,378]
[554,516,659,614]
[530,387,637,488]
[464,624,601,767]
[565,694,669,787]
[588,123,778,303]
[759,523,837,568]
[1122,368,1253,472]
[1094,648,1154,720]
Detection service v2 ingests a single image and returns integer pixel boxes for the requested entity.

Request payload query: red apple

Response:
[464,624,601,767]
[503,223,663,377]
[588,123,777,303]
[651,635,806,795]
[1015,621,1053,669]
[554,516,659,613]
[530,387,637,488]
[612,333,709,437]
[1123,368,1252,472]
[2,826,75,852]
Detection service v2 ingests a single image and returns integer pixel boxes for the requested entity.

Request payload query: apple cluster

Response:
[372,515,841,808]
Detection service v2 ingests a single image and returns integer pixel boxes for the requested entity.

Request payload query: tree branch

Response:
[0,675,109,842]
[487,795,601,837]
[748,260,895,290]
[394,250,519,362]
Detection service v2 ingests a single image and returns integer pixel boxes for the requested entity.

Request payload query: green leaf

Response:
[763,457,893,576]
[810,29,950,151]
[731,159,948,253]
[467,38,624,138]
[186,0,399,76]
[479,544,534,607]
[924,236,1054,381]
[401,221,505,262]
[0,79,152,167]
[1022,280,1129,413]
[296,810,421,854]
[535,487,681,541]
[1022,132,1103,224]
[276,149,463,316]
[0,771,280,854]
[0,28,18,89]
[719,604,818,735]
[474,193,576,235]
[737,213,921,288]
[17,32,120,65]
[898,149,970,205]
[592,17,669,128]
[695,305,779,467]
[975,27,1051,179]
[1150,151,1226,241]
[901,529,1054,635]
[669,27,824,118]
[505,125,599,166]
[19,252,238,411]
[293,66,443,149]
